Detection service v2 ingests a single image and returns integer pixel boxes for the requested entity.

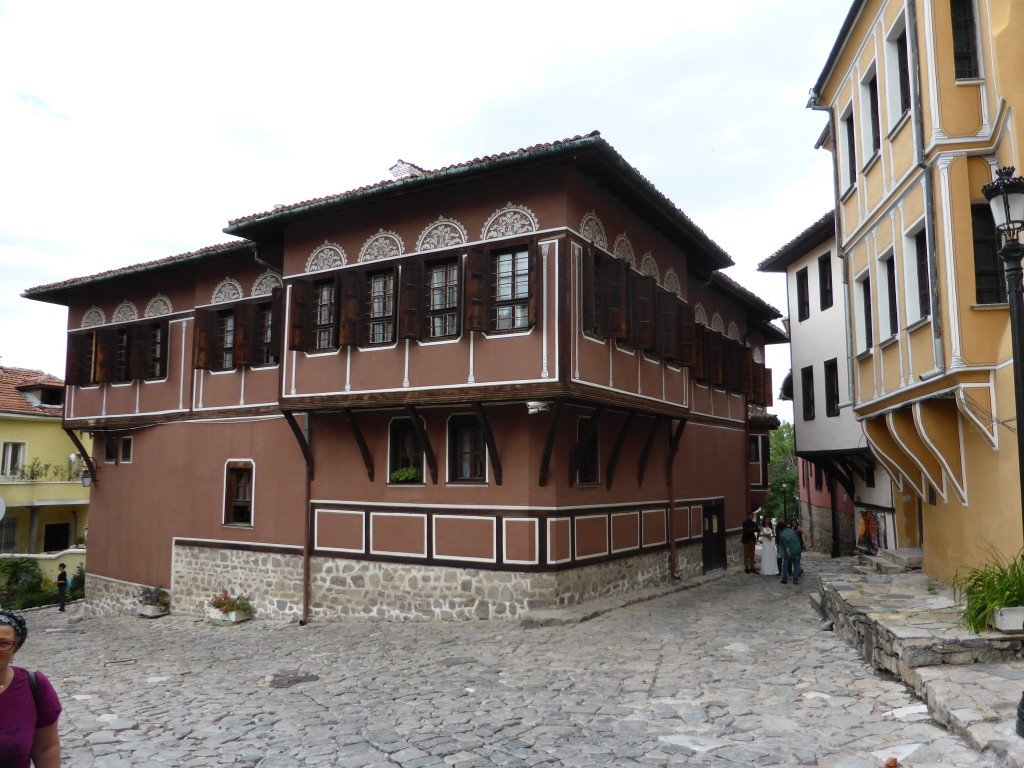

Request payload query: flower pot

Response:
[208,608,252,623]
[992,607,1024,632]
[138,604,169,618]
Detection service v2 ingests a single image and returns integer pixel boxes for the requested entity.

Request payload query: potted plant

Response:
[952,548,1024,633]
[389,466,421,484]
[208,590,254,623]
[137,585,171,618]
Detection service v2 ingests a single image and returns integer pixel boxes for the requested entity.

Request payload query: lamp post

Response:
[781,479,789,524]
[981,165,1024,739]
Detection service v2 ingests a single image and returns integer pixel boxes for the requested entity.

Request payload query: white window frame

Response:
[903,220,930,323]
[839,103,857,191]
[859,64,882,162]
[883,13,911,131]
[1,442,26,476]
[854,269,874,354]
[878,250,899,340]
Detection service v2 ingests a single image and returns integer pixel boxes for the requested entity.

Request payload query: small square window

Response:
[104,438,118,465]
[449,415,486,483]
[389,419,423,483]
[120,437,133,464]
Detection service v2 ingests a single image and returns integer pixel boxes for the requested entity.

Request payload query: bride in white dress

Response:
[760,520,779,576]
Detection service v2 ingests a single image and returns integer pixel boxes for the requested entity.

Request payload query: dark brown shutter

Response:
[155,320,170,378]
[65,333,84,386]
[655,288,678,360]
[706,332,724,386]
[464,247,489,332]
[527,243,540,327]
[724,340,739,391]
[399,259,425,340]
[742,347,754,395]
[339,270,364,346]
[602,257,629,339]
[763,368,774,406]
[192,309,214,370]
[234,302,254,366]
[94,327,115,382]
[581,246,598,334]
[678,302,696,366]
[753,363,765,405]
[692,324,707,380]
[289,281,311,351]
[268,287,283,362]
[634,274,656,350]
[129,324,147,380]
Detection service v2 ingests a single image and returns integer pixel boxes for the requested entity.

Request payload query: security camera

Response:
[526,400,551,414]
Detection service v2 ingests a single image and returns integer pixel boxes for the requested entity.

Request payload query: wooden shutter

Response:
[464,247,489,332]
[763,367,774,406]
[706,331,723,386]
[692,325,707,380]
[268,287,283,363]
[399,259,425,340]
[633,274,656,350]
[655,288,678,360]
[192,309,214,370]
[289,281,311,351]
[234,302,254,366]
[678,302,696,366]
[602,257,629,339]
[581,246,599,334]
[129,323,147,380]
[741,347,754,395]
[94,327,115,382]
[338,270,364,346]
[65,333,84,386]
[527,243,540,327]
[752,362,765,404]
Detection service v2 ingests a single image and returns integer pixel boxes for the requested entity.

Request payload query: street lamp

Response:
[982,166,1024,541]
[981,165,1024,739]
[781,479,789,523]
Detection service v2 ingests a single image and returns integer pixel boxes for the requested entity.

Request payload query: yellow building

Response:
[810,0,1024,581]
[0,366,88,575]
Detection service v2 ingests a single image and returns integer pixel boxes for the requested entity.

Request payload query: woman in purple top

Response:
[0,609,62,767]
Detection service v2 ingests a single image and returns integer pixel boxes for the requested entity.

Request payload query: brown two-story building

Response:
[25,133,784,620]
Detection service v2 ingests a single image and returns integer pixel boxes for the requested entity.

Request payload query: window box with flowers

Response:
[137,586,171,618]
[208,590,254,623]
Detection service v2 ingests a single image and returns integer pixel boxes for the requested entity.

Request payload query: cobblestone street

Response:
[16,554,998,767]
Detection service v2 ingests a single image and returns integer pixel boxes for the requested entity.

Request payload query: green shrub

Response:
[953,548,1024,633]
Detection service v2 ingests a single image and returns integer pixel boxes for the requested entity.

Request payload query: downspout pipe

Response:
[282,410,315,625]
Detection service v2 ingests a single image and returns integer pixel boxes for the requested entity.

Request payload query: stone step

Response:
[808,591,823,617]
[864,556,907,575]
[851,565,876,576]
[882,548,923,569]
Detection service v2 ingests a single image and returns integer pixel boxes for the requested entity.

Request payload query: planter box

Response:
[993,607,1024,632]
[138,604,169,618]
[208,608,252,623]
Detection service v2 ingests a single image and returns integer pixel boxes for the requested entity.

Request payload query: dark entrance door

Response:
[701,499,727,573]
[43,523,70,552]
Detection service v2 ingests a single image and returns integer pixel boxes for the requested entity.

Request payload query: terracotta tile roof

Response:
[226,132,608,229]
[758,211,834,272]
[0,366,65,418]
[23,241,251,299]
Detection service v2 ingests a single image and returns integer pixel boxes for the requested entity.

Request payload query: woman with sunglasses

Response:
[0,609,62,767]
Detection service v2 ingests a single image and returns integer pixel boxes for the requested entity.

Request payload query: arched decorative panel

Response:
[81,307,106,328]
[580,211,608,250]
[612,234,635,269]
[694,303,708,326]
[640,253,659,282]
[144,295,173,317]
[306,241,347,273]
[753,348,763,364]
[212,278,243,304]
[252,271,283,297]
[416,217,468,252]
[359,230,404,263]
[711,313,725,334]
[111,301,139,323]
[481,203,538,240]
[663,268,681,297]
[727,322,740,341]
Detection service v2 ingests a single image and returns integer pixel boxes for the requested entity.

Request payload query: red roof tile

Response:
[0,366,65,418]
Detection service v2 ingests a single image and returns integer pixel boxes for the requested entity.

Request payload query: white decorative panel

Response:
[481,203,538,240]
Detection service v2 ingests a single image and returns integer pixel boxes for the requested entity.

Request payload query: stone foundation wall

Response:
[156,540,707,621]
[800,501,856,556]
[83,574,148,617]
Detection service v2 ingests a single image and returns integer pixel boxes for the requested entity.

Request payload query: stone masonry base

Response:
[84,535,739,621]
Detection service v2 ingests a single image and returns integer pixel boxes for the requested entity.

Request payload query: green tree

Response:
[760,422,798,522]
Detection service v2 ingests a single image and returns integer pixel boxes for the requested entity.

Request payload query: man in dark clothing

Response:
[779,525,803,585]
[56,562,68,611]
[741,512,759,573]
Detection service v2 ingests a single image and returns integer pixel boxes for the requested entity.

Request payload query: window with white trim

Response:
[224,461,254,526]
[879,252,898,339]
[885,16,912,127]
[1,442,25,477]
[855,271,873,352]
[904,226,930,321]
[840,106,857,191]
[861,67,881,160]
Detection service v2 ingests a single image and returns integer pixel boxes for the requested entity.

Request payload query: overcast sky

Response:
[0,0,853,423]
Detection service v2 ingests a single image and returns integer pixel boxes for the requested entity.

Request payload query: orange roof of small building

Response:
[0,366,65,418]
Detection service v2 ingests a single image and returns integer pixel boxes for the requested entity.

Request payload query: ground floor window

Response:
[448,415,485,483]
[225,461,254,526]
[0,518,15,552]
[389,419,423,483]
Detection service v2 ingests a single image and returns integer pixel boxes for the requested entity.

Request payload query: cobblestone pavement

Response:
[15,554,1001,768]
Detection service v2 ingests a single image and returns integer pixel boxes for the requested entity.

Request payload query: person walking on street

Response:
[55,564,67,612]
[741,512,759,573]
[779,523,803,585]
